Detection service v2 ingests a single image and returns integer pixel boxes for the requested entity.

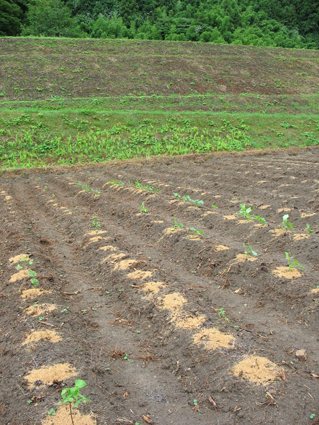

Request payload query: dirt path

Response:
[1,148,319,425]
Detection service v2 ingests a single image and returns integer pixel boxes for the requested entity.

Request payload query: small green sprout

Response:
[212,204,218,209]
[30,278,39,288]
[285,252,305,270]
[193,199,204,207]
[173,193,181,199]
[48,408,56,416]
[306,224,314,233]
[91,216,101,228]
[217,307,230,324]
[135,180,160,193]
[282,214,294,230]
[189,226,203,236]
[193,399,198,406]
[243,243,257,257]
[182,194,192,202]
[236,204,254,220]
[254,215,266,224]
[140,202,148,213]
[172,218,184,230]
[29,270,39,288]
[124,353,129,360]
[58,380,91,425]
[109,180,125,186]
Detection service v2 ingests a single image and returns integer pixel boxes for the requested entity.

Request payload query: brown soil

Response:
[1,148,319,424]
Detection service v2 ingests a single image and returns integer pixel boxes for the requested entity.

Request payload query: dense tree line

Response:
[1,0,318,49]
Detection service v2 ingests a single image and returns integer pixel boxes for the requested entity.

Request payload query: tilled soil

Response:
[1,148,319,425]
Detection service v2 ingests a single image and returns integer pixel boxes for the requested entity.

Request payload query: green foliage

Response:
[285,252,305,270]
[306,224,314,233]
[236,204,254,220]
[59,379,91,408]
[217,307,230,324]
[21,0,84,37]
[0,0,24,35]
[282,214,294,230]
[189,226,203,236]
[91,216,101,228]
[140,202,148,213]
[243,242,257,257]
[172,217,184,230]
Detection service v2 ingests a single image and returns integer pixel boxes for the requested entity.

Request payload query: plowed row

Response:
[1,148,319,425]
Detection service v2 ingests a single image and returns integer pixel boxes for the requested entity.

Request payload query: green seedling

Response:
[135,180,160,193]
[48,409,56,416]
[193,199,204,207]
[236,204,254,220]
[31,278,39,288]
[172,218,184,230]
[282,214,294,230]
[29,270,39,288]
[243,243,257,257]
[58,380,91,425]
[91,216,101,228]
[140,202,148,213]
[16,256,33,270]
[254,215,266,224]
[212,204,218,209]
[109,180,125,186]
[174,193,181,199]
[306,224,314,233]
[182,195,192,202]
[217,307,230,324]
[189,226,203,236]
[124,353,129,360]
[285,252,305,270]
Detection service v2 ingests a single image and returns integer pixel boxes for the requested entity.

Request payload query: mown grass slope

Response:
[1,37,319,168]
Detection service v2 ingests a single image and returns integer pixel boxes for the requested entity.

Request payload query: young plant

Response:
[135,180,160,193]
[16,256,33,271]
[173,193,181,199]
[236,204,254,220]
[91,216,101,228]
[254,215,266,224]
[282,214,294,230]
[172,217,184,230]
[29,270,39,288]
[243,243,257,257]
[285,252,305,270]
[58,380,91,425]
[193,199,204,207]
[140,202,148,213]
[109,180,125,186]
[306,224,314,233]
[182,195,192,203]
[211,204,218,209]
[217,307,230,324]
[189,226,203,236]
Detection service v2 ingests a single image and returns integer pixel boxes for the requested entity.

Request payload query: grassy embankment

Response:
[1,37,319,168]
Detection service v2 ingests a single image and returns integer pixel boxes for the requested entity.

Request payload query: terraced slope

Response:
[1,38,319,168]
[1,148,319,424]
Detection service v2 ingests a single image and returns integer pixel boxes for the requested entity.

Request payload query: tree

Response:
[0,0,23,35]
[120,0,137,26]
[22,0,84,37]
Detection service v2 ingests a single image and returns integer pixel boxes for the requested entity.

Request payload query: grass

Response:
[1,37,319,169]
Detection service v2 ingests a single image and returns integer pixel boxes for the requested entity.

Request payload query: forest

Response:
[1,0,319,49]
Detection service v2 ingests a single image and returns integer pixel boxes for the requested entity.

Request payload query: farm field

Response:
[1,148,319,424]
[1,38,319,169]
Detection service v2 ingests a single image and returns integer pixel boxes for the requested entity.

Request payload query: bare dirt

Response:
[1,148,319,425]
